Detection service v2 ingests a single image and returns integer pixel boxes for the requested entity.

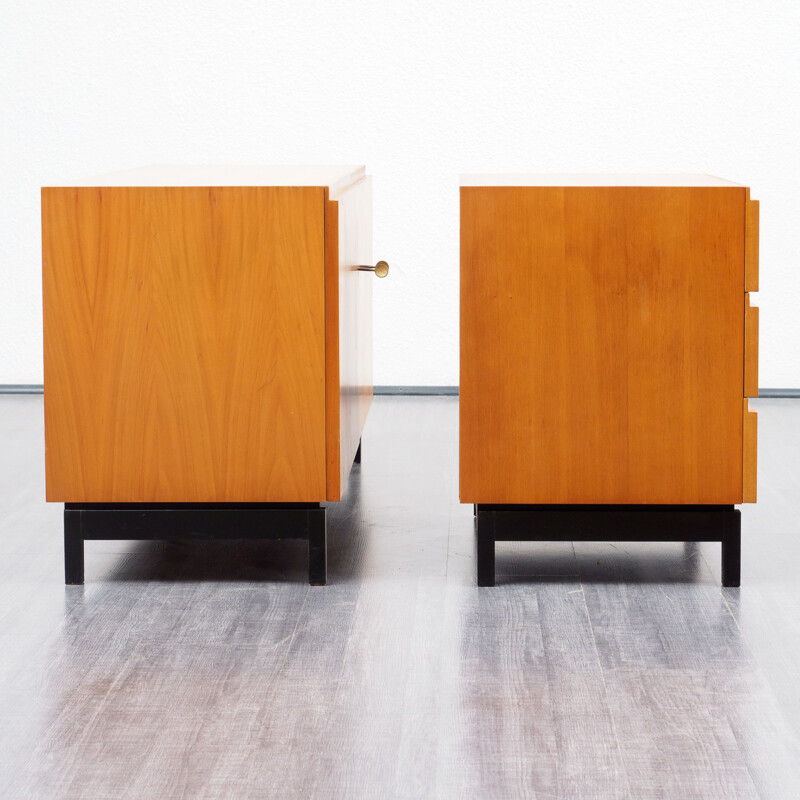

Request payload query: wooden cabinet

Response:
[460,175,758,585]
[42,165,384,584]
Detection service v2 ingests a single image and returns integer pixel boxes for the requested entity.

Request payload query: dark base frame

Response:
[64,502,327,586]
[62,437,366,587]
[475,504,741,588]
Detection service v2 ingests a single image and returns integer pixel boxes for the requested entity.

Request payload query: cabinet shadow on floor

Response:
[492,540,711,585]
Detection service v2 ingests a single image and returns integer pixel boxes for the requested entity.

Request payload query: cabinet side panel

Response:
[329,177,373,499]
[42,186,327,502]
[460,186,745,504]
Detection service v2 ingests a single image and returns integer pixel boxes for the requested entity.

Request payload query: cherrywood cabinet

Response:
[460,174,758,585]
[42,165,384,584]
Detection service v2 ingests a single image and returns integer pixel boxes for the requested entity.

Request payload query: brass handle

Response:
[358,260,389,278]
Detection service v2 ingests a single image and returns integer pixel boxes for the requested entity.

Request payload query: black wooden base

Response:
[64,502,327,586]
[475,504,741,588]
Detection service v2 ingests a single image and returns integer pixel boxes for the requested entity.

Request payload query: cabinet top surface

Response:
[459,173,743,187]
[46,165,365,194]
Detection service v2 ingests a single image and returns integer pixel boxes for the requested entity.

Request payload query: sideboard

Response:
[42,165,387,584]
[460,174,758,586]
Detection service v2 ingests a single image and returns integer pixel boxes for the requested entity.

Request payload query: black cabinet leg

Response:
[64,508,84,585]
[477,508,496,587]
[354,439,361,465]
[308,507,327,586]
[721,508,741,587]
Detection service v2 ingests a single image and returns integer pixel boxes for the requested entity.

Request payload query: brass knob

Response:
[358,260,389,278]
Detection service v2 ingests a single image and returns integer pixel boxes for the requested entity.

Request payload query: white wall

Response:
[3,0,799,387]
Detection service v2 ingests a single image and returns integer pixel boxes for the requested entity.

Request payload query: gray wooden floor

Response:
[1,396,800,799]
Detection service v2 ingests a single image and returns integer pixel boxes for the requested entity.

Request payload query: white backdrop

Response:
[3,0,799,387]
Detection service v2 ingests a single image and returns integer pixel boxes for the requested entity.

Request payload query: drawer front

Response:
[744,294,759,398]
[746,190,759,292]
[460,186,746,504]
[743,399,758,503]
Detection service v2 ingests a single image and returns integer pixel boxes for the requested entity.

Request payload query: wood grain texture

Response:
[745,294,759,398]
[745,190,760,293]
[460,186,746,504]
[327,177,374,500]
[604,670,761,799]
[42,186,328,502]
[743,398,758,503]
